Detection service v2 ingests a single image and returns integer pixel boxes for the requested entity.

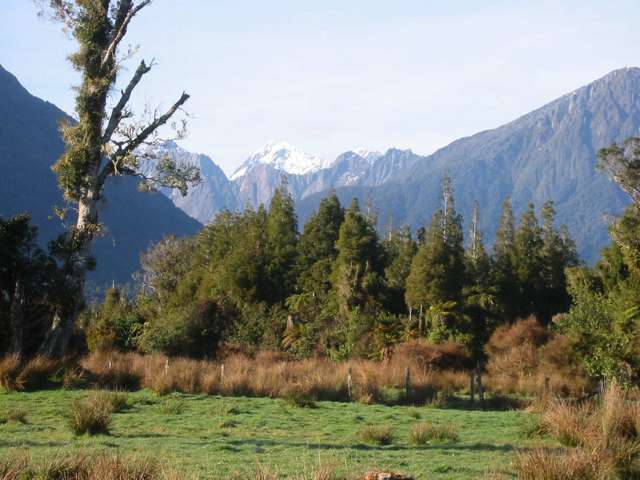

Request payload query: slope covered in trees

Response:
[73,177,578,363]
[0,64,201,287]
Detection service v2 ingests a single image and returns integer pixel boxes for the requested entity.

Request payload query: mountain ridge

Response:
[0,64,202,286]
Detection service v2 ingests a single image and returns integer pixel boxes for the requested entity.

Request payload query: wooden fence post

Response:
[220,363,225,383]
[543,376,550,400]
[476,364,484,408]
[469,371,475,404]
[405,367,411,400]
[347,367,353,400]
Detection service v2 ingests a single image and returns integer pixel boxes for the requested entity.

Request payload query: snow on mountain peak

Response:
[354,148,383,163]
[230,141,331,180]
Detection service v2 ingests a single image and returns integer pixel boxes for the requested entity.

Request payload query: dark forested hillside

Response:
[0,65,201,286]
[297,69,639,262]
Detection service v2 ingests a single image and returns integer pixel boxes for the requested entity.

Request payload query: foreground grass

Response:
[0,390,552,479]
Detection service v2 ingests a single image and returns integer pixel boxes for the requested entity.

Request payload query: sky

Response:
[2,0,640,175]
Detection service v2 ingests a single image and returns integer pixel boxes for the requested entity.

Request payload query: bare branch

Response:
[97,92,190,186]
[101,0,152,71]
[102,59,152,144]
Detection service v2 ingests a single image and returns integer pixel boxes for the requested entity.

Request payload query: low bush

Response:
[67,392,113,435]
[358,425,394,445]
[410,422,459,445]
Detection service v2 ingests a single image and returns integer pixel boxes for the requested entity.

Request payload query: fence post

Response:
[164,358,169,375]
[220,363,225,383]
[347,366,353,400]
[544,376,550,400]
[598,378,605,402]
[476,365,484,408]
[405,367,411,401]
[469,371,475,404]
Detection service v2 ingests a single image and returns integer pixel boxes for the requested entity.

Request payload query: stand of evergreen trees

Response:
[80,175,579,365]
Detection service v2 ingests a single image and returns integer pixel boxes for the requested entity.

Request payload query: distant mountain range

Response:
[156,68,637,262]
[0,65,201,286]
[1,64,637,286]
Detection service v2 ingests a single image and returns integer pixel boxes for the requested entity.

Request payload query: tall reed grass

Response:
[78,349,468,405]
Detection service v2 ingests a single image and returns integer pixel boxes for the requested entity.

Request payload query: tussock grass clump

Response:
[513,447,612,480]
[219,419,238,428]
[16,356,60,391]
[516,382,640,479]
[282,386,317,408]
[253,462,337,480]
[104,390,130,412]
[0,355,22,391]
[159,396,185,415]
[3,406,28,424]
[0,452,175,480]
[358,425,394,445]
[67,392,113,435]
[410,422,459,445]
[541,400,594,447]
[519,416,545,439]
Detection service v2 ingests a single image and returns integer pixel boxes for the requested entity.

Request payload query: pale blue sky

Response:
[1,0,639,174]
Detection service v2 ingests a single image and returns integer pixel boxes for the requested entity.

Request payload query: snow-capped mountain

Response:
[230,141,332,180]
[354,148,383,163]
[146,141,238,224]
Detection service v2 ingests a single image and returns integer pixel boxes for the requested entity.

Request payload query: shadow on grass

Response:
[222,437,519,453]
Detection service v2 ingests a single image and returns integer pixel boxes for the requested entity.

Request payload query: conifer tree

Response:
[332,198,383,316]
[266,186,298,303]
[297,193,344,297]
[382,225,417,313]
[463,203,495,359]
[405,175,465,338]
[492,198,519,320]
[513,203,544,316]
[538,201,578,321]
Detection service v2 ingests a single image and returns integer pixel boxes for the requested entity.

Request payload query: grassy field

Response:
[0,390,553,479]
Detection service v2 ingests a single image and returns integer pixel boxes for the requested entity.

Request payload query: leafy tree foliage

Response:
[0,214,75,358]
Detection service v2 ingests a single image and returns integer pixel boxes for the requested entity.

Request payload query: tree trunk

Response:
[9,278,25,358]
[39,192,98,357]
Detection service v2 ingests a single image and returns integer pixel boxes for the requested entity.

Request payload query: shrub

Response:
[67,393,113,435]
[358,425,394,445]
[393,340,472,371]
[485,317,549,357]
[410,422,459,445]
